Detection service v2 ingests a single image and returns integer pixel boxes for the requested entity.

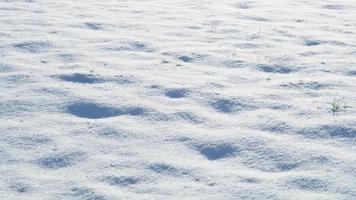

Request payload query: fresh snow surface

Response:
[1,0,356,199]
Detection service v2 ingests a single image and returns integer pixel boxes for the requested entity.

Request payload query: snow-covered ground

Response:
[1,0,356,199]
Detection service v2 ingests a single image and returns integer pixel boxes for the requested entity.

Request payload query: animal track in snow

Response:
[287,177,329,191]
[84,22,103,30]
[5,135,51,150]
[67,102,147,119]
[9,182,30,193]
[68,187,109,200]
[210,98,254,113]
[178,55,194,62]
[148,163,191,177]
[56,53,80,63]
[194,142,239,160]
[105,41,154,52]
[258,64,295,74]
[322,4,345,10]
[240,145,302,172]
[57,73,136,85]
[58,73,104,84]
[280,81,330,90]
[37,152,87,169]
[173,112,204,124]
[13,41,52,53]
[101,176,140,187]
[165,88,190,99]
[91,125,129,139]
[235,1,256,9]
[299,124,356,139]
[304,39,325,46]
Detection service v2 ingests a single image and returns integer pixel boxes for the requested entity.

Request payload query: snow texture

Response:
[0,0,356,199]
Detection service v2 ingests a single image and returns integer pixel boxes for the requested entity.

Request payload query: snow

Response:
[0,0,356,199]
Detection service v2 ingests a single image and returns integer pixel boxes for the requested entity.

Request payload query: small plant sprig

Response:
[331,99,351,115]
[331,99,341,115]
